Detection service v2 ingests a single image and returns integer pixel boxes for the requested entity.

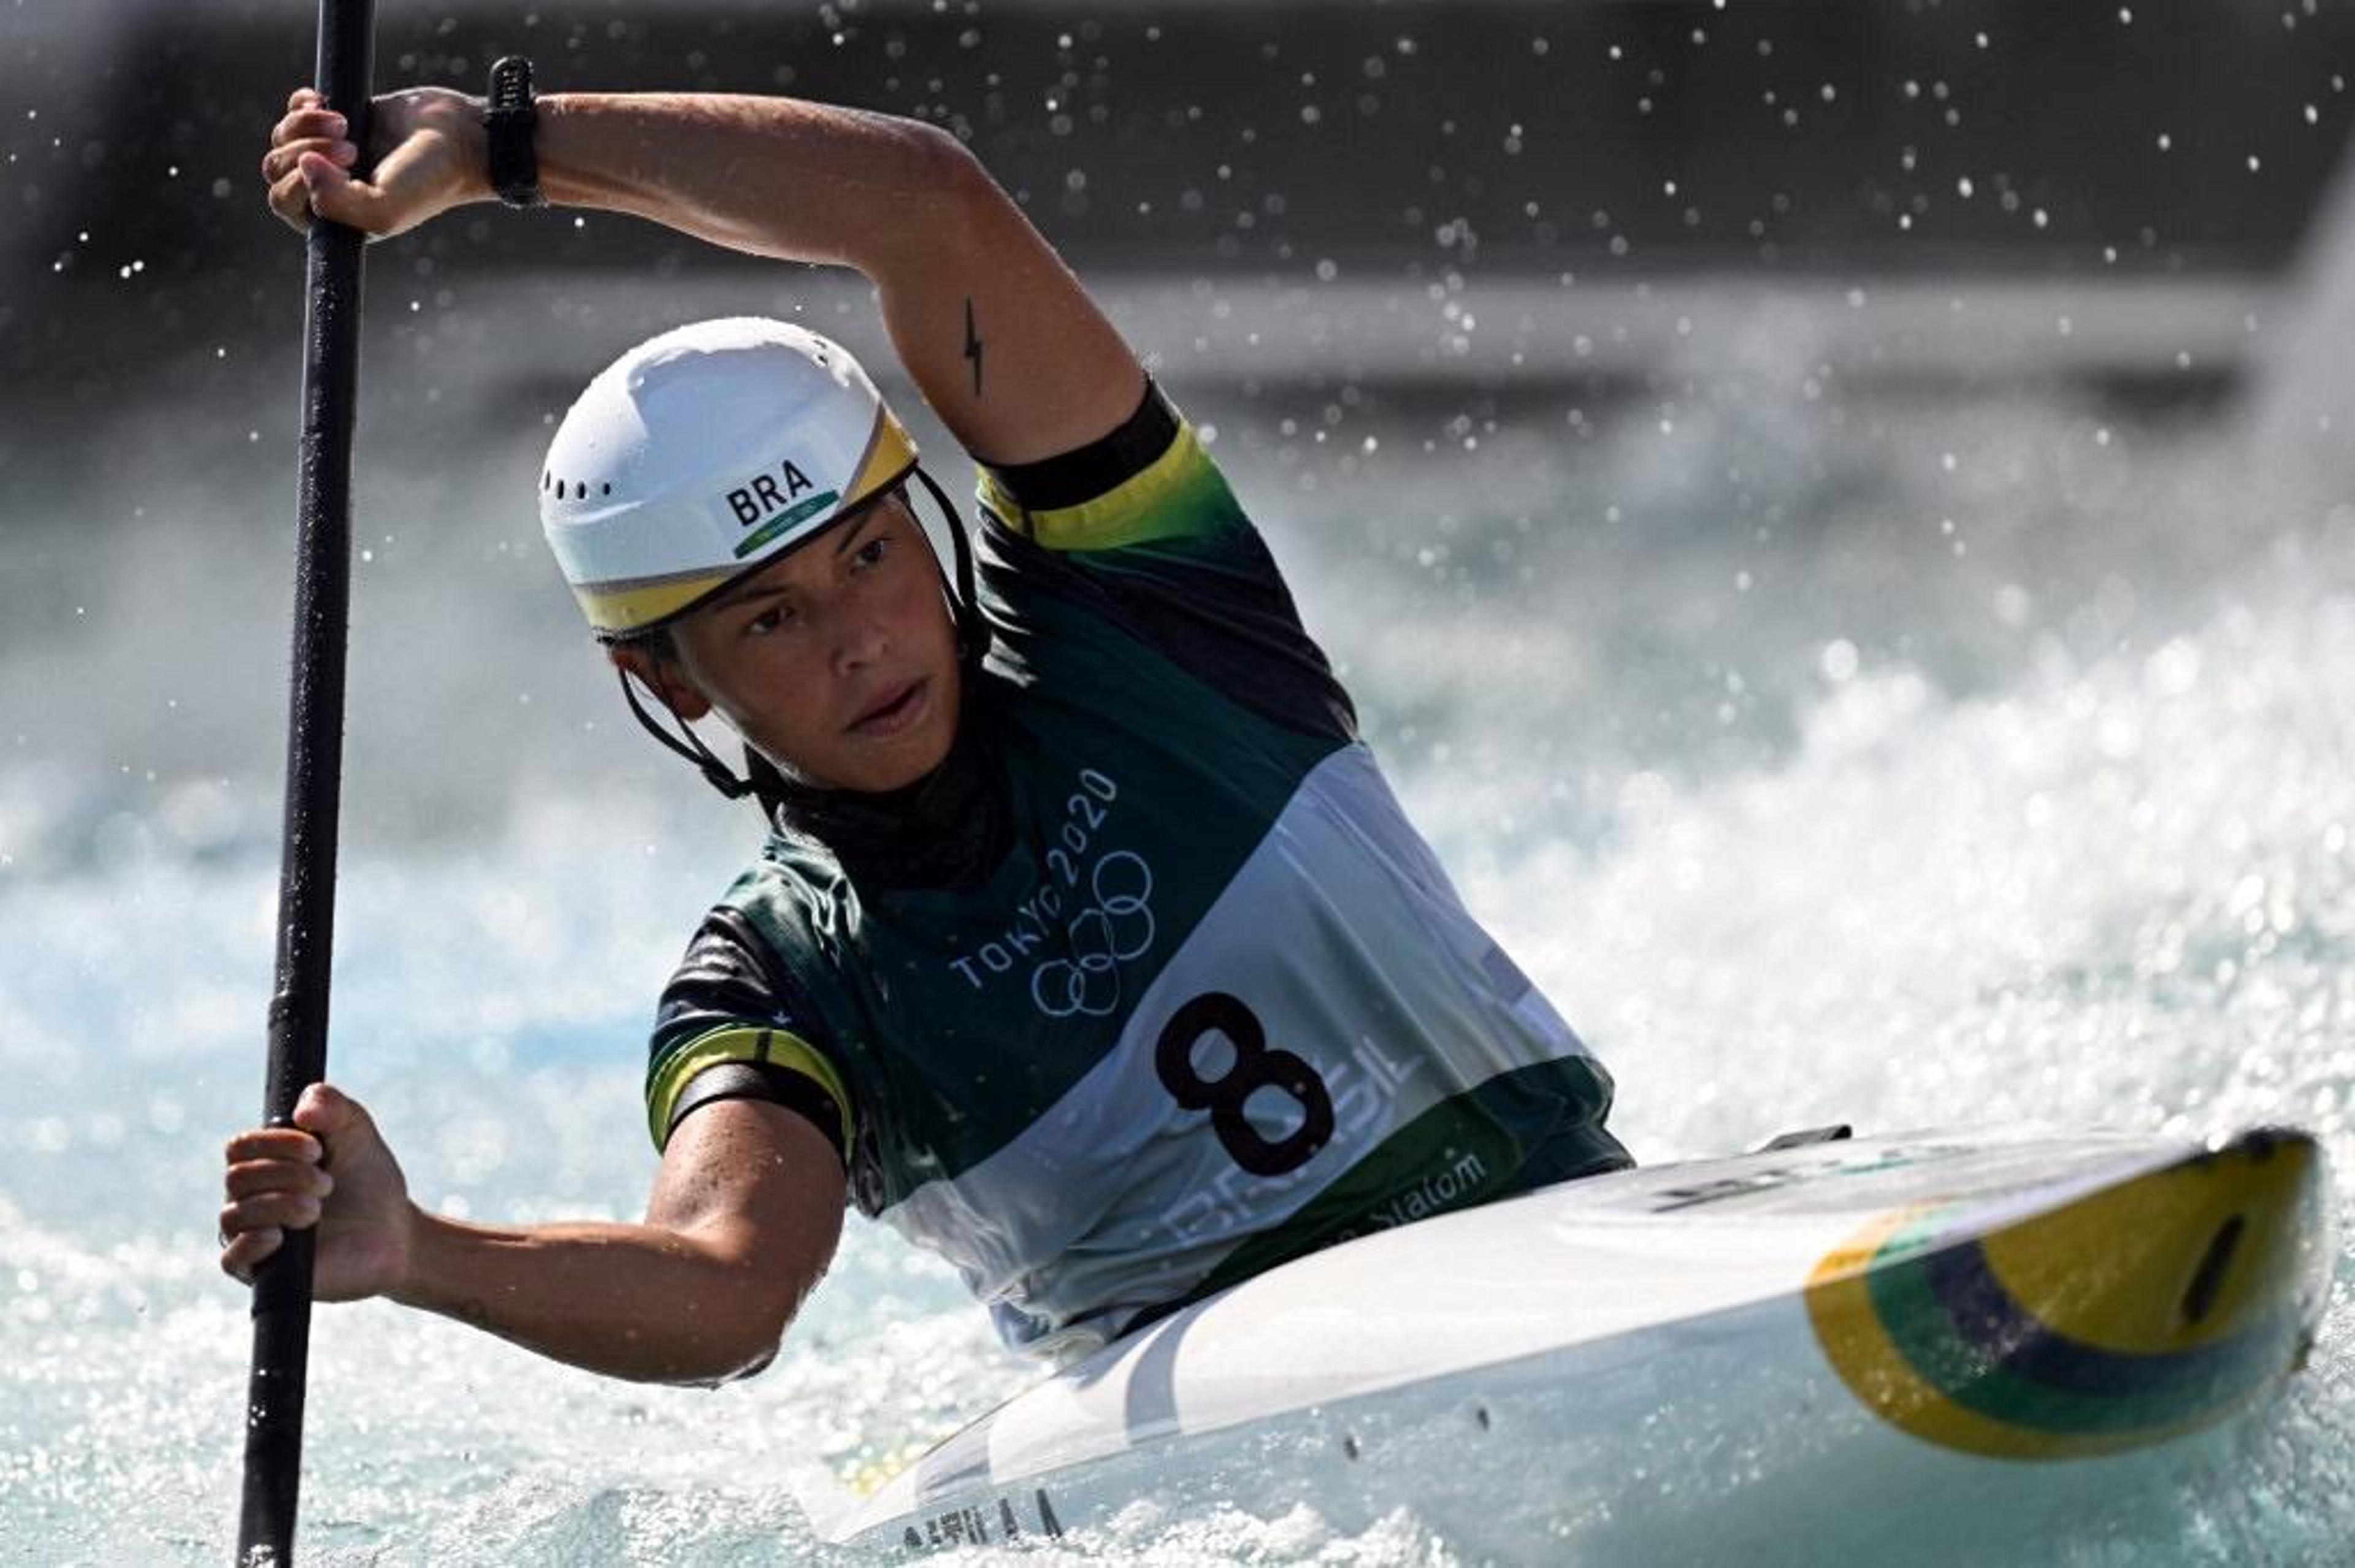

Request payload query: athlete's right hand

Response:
[261,85,491,239]
[220,1082,416,1302]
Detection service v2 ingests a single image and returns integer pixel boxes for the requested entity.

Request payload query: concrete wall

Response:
[4,0,2351,394]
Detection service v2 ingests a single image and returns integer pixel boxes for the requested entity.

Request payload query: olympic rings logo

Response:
[1030,851,1157,1018]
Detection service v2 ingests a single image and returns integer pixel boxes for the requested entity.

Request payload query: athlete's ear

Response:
[608,641,713,722]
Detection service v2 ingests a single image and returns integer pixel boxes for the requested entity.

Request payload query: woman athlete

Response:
[220,72,1629,1377]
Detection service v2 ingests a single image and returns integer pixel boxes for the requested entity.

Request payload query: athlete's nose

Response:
[832,605,890,675]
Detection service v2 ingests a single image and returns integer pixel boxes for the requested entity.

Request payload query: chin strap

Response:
[615,666,754,800]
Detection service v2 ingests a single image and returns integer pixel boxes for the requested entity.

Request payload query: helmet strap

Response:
[914,465,990,670]
[615,667,756,801]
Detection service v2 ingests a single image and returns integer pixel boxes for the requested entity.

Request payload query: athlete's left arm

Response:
[265,86,1145,467]
[540,95,1150,467]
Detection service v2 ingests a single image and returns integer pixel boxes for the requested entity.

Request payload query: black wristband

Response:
[485,55,543,209]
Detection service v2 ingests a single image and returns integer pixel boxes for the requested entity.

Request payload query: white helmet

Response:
[538,317,919,640]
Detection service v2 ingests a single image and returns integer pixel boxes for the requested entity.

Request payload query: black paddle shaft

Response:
[237,4,375,1564]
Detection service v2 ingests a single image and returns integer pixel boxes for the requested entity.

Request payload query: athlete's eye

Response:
[852,535,892,571]
[745,603,797,637]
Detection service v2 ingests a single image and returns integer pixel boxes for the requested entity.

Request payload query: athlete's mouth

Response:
[849,679,927,736]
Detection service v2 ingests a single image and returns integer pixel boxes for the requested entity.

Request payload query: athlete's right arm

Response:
[220,1082,845,1385]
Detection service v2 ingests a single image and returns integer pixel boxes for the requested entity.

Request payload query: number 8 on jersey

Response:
[1154,992,1336,1177]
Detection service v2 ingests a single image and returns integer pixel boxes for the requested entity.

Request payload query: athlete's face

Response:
[616,492,963,793]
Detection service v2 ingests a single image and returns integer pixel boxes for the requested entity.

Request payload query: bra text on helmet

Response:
[727,457,818,527]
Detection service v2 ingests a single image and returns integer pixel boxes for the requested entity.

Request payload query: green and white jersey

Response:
[646,385,1628,1363]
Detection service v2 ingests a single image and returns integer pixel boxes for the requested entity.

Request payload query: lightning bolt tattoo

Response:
[963,297,984,397]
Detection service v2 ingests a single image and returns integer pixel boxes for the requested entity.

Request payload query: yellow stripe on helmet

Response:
[572,568,740,640]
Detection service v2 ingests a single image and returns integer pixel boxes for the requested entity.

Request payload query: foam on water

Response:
[3,367,2351,1561]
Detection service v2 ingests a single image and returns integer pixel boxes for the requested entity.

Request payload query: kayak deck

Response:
[829,1126,2332,1559]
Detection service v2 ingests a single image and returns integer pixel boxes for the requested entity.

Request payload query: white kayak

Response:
[828,1125,2333,1562]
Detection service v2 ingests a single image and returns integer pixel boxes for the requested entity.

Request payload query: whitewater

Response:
[2,275,2351,1564]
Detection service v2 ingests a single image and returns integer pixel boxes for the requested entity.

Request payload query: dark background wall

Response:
[3,0,2350,554]
[9,0,2354,354]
